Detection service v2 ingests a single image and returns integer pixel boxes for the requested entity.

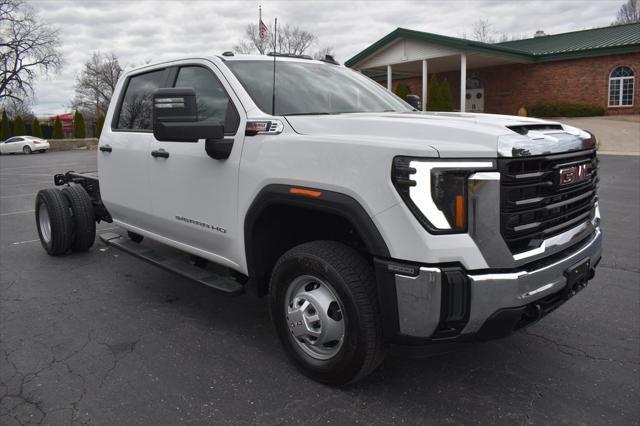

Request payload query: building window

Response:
[608,66,634,107]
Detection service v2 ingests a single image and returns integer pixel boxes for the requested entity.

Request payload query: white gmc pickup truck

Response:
[35,54,602,385]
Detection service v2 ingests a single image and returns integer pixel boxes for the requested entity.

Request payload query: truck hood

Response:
[284,112,594,158]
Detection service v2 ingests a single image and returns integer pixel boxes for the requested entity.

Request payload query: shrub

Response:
[96,114,105,138]
[426,74,441,111]
[528,102,605,118]
[426,75,455,111]
[1,111,10,140]
[41,124,53,139]
[32,118,43,138]
[439,77,454,112]
[13,115,26,135]
[73,110,86,138]
[53,116,64,139]
[395,82,411,101]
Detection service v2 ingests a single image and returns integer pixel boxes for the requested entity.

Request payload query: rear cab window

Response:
[114,69,166,131]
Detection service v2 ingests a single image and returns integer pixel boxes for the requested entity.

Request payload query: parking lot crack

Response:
[522,330,633,364]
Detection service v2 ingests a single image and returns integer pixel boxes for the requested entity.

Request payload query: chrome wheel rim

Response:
[284,275,345,360]
[38,203,52,244]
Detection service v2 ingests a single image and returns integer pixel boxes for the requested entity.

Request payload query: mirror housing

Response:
[152,88,224,143]
[405,94,421,110]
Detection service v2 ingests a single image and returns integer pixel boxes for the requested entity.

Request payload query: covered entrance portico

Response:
[345,29,532,112]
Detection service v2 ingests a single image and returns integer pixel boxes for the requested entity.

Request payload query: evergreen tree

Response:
[1,111,11,140]
[395,82,411,101]
[426,74,441,111]
[96,114,105,138]
[73,110,86,138]
[14,115,26,135]
[53,116,64,139]
[440,78,454,112]
[41,124,53,139]
[32,118,43,138]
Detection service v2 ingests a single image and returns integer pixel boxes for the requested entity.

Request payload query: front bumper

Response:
[375,226,602,345]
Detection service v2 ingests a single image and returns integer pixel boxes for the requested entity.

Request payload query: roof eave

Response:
[345,28,532,68]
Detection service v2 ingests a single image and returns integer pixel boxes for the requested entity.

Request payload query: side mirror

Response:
[153,88,232,159]
[153,88,224,142]
[405,94,421,110]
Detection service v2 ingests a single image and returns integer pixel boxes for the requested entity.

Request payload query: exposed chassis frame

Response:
[54,171,112,223]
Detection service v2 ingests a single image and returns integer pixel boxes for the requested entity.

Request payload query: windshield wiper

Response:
[282,112,331,116]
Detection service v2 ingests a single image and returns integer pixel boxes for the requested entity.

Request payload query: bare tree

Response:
[498,32,525,42]
[72,52,122,118]
[615,0,640,24]
[234,22,316,55]
[277,25,316,55]
[0,0,63,102]
[0,96,33,120]
[233,24,272,54]
[312,46,336,61]
[471,19,496,43]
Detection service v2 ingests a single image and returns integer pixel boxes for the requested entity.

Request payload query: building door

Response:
[466,77,484,112]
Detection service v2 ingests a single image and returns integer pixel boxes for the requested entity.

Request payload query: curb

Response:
[597,151,640,156]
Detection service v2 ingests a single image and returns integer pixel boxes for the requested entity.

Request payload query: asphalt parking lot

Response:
[1,150,638,425]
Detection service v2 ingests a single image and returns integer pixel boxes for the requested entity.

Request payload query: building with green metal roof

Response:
[346,23,639,115]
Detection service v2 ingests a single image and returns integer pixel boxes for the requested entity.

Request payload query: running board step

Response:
[99,232,244,295]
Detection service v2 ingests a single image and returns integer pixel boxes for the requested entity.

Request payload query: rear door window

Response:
[116,69,166,131]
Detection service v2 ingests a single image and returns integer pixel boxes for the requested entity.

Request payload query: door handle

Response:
[151,149,169,159]
[99,144,112,152]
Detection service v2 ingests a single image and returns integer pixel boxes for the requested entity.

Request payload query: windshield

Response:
[225,60,413,116]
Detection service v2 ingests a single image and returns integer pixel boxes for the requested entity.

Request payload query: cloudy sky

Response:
[29,0,624,115]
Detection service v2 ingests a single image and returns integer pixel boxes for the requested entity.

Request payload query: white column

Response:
[460,54,467,112]
[422,59,428,111]
[387,65,392,91]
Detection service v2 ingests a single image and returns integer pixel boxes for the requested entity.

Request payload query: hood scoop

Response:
[507,124,563,135]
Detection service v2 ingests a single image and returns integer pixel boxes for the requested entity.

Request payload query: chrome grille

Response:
[498,149,598,254]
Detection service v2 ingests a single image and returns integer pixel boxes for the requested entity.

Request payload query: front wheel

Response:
[269,241,386,385]
[23,145,32,154]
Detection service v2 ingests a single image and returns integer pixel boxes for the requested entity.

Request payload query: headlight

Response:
[392,157,494,233]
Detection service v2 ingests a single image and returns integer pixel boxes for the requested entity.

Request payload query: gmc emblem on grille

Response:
[559,163,591,186]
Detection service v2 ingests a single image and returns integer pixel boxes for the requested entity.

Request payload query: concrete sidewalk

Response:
[555,115,640,156]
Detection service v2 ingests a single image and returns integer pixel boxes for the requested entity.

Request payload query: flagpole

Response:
[271,17,277,115]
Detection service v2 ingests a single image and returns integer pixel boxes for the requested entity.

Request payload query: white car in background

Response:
[0,136,50,154]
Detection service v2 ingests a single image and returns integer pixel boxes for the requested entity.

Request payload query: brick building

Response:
[345,23,640,115]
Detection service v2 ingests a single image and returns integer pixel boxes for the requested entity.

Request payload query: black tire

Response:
[39,150,46,154]
[269,241,386,385]
[127,231,144,243]
[61,185,96,252]
[35,189,73,256]
[23,145,31,154]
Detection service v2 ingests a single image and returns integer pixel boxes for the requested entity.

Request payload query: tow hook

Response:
[522,303,543,322]
[566,279,589,300]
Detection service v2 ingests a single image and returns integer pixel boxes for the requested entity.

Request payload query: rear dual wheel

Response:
[62,185,96,252]
[35,189,73,255]
[35,186,96,256]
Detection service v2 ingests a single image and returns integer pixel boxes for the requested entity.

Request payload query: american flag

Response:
[259,19,268,40]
